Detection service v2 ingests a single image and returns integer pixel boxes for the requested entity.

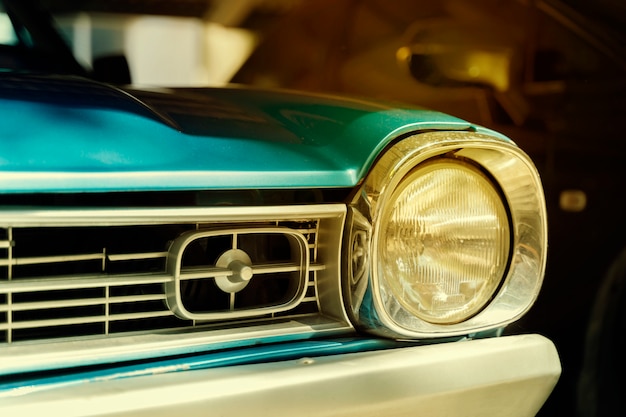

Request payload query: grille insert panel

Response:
[0,208,338,345]
[166,228,310,320]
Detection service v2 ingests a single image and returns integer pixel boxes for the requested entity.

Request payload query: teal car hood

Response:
[0,74,472,193]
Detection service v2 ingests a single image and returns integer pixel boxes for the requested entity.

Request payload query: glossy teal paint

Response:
[0,74,476,193]
[0,338,397,398]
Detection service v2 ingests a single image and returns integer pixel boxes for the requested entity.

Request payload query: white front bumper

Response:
[1,334,560,417]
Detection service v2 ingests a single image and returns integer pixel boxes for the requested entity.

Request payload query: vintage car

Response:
[0,1,560,415]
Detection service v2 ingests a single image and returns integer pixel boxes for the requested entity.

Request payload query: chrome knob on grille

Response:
[215,249,254,293]
[231,260,253,282]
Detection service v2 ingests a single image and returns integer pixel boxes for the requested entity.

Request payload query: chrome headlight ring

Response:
[345,131,547,338]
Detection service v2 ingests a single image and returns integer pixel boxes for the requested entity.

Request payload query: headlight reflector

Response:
[379,160,510,324]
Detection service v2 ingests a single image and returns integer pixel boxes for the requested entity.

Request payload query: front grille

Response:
[0,205,348,348]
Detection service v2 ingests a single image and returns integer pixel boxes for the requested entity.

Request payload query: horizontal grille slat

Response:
[0,274,173,293]
[1,293,167,313]
[0,253,106,267]
[0,265,325,292]
[177,262,312,280]
[0,310,176,331]
[179,266,232,280]
[0,251,169,267]
[107,252,169,262]
[251,263,305,275]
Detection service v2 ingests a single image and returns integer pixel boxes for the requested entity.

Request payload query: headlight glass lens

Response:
[378,159,510,324]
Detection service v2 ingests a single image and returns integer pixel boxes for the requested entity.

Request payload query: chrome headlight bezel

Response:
[344,131,547,338]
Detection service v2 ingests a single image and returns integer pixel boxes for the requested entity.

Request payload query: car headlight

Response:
[345,131,546,338]
[379,159,510,324]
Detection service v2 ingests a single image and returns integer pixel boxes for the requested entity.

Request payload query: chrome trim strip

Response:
[0,204,347,226]
[0,315,353,376]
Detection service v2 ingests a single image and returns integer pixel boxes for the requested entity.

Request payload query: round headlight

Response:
[377,159,510,324]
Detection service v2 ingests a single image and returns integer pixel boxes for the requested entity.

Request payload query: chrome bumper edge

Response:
[0,334,560,417]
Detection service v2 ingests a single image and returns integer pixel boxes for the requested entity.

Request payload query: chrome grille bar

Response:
[0,253,106,267]
[0,274,174,293]
[0,263,326,294]
[107,252,169,261]
[2,293,167,313]
[176,261,325,280]
[0,310,177,331]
